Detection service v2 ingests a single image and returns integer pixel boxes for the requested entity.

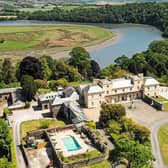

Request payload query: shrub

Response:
[35,79,48,89]
[40,120,49,129]
[86,121,96,129]
[0,39,5,44]
[24,101,30,109]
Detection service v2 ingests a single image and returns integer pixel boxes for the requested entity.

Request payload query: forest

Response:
[11,2,168,37]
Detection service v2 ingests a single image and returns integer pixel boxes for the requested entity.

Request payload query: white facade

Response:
[82,74,160,108]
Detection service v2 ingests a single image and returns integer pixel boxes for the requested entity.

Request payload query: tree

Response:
[99,104,126,127]
[2,58,15,84]
[69,47,91,79]
[0,157,13,168]
[40,57,52,80]
[35,79,48,89]
[0,119,11,158]
[90,60,100,78]
[111,139,154,168]
[17,57,43,81]
[21,75,37,101]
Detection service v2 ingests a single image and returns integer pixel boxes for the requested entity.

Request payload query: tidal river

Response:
[0,20,164,67]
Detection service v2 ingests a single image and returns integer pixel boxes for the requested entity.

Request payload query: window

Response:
[115,89,117,93]
[155,85,157,89]
[99,93,102,97]
[122,89,125,92]
[99,101,102,104]
[107,85,109,88]
[92,95,94,98]
[92,102,94,106]
[107,91,109,94]
[148,87,150,90]
[130,88,132,91]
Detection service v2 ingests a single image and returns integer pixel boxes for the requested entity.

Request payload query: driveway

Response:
[9,107,50,168]
[122,100,168,168]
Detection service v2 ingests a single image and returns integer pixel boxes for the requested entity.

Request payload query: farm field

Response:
[0,24,114,59]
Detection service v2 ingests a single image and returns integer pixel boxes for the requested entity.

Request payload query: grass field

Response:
[0,24,113,56]
[20,119,65,138]
[158,124,168,165]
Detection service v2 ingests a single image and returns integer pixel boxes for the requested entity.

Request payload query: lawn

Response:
[9,128,17,168]
[82,160,111,168]
[69,80,91,87]
[0,25,113,52]
[158,124,168,165]
[153,96,168,102]
[152,96,168,111]
[20,119,65,138]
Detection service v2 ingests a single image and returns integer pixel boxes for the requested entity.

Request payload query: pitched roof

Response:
[112,78,133,89]
[144,77,159,86]
[84,85,104,94]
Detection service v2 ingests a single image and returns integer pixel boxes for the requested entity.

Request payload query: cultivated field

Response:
[0,24,114,60]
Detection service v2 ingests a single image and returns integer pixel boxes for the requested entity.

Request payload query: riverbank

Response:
[51,32,121,59]
[0,24,116,61]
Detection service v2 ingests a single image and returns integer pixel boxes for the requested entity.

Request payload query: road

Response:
[151,119,168,168]
[122,100,168,168]
[10,107,49,168]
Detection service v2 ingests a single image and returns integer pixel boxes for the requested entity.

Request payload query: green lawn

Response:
[69,80,91,87]
[82,160,111,168]
[9,128,17,168]
[20,119,65,138]
[153,96,168,102]
[0,25,114,52]
[158,124,168,165]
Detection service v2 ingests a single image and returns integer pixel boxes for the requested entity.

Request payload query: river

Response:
[0,20,164,67]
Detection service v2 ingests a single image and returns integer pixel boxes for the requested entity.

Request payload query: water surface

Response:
[0,21,164,67]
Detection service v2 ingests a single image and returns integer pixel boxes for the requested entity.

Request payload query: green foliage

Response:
[0,39,5,44]
[106,120,121,134]
[69,47,91,79]
[99,104,126,127]
[21,75,37,101]
[18,56,43,81]
[24,101,30,109]
[40,120,49,129]
[2,58,16,84]
[110,139,154,168]
[86,121,96,129]
[35,79,48,89]
[101,64,127,79]
[55,78,68,87]
[40,56,52,80]
[0,119,11,158]
[52,60,82,82]
[0,157,13,168]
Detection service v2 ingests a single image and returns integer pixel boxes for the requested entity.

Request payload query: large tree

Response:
[21,75,37,101]
[69,47,91,79]
[99,104,126,127]
[111,139,154,168]
[17,56,43,80]
[90,60,100,78]
[2,58,15,84]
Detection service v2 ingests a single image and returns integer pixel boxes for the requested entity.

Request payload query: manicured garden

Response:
[20,119,65,138]
[152,96,168,111]
[158,124,168,165]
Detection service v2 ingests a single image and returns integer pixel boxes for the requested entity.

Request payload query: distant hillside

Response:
[0,0,168,5]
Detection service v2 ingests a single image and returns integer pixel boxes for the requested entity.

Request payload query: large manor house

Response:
[81,74,160,108]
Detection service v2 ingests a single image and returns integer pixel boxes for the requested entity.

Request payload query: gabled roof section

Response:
[112,78,133,89]
[144,77,159,86]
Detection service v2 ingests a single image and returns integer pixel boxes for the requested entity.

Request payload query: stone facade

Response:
[82,74,160,108]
